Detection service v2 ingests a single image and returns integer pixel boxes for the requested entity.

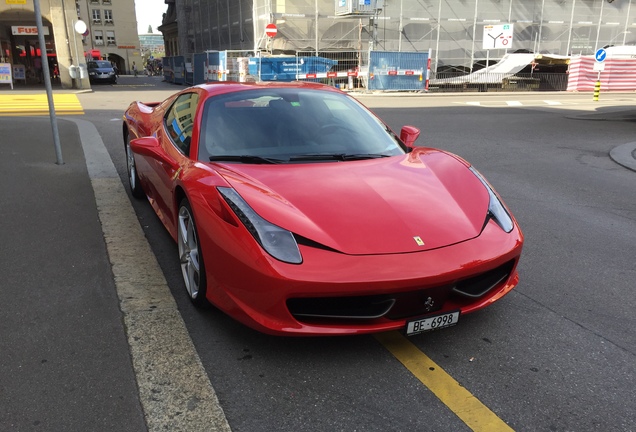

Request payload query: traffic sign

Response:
[595,48,607,62]
[483,24,514,50]
[265,23,277,38]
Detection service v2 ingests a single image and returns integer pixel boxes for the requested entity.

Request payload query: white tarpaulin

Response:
[431,53,536,84]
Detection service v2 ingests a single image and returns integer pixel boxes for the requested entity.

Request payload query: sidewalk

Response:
[0,117,147,430]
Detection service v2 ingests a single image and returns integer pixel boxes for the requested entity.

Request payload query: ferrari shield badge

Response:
[413,236,425,246]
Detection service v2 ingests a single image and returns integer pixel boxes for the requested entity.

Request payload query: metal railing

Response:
[428,72,568,92]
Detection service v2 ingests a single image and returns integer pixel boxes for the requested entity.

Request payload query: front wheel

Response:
[125,132,144,198]
[178,199,208,307]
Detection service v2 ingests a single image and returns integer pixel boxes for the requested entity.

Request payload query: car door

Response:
[152,91,201,234]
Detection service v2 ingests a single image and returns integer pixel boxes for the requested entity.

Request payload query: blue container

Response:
[249,56,337,81]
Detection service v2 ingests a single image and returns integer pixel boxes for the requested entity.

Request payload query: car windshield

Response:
[91,61,112,69]
[198,88,406,163]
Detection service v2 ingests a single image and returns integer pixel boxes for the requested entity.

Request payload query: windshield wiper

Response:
[289,153,391,162]
[208,155,284,164]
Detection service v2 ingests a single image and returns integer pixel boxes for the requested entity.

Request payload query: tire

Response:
[178,199,209,307]
[125,132,144,198]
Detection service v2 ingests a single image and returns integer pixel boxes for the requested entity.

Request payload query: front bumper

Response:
[200,214,523,336]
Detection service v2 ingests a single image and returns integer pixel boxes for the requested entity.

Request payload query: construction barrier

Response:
[567,56,636,92]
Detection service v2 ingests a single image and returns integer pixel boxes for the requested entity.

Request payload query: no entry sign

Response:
[265,23,277,38]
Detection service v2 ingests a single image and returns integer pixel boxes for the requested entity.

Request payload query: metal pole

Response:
[398,0,403,52]
[537,0,545,54]
[33,0,63,165]
[434,0,442,73]
[315,0,319,56]
[72,21,83,89]
[623,0,631,45]
[567,0,576,56]
[595,0,605,52]
[470,0,478,72]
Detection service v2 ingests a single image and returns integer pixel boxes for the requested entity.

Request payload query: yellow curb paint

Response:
[0,94,84,115]
[374,331,514,432]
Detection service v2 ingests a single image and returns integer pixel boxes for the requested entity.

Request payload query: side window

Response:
[165,92,199,156]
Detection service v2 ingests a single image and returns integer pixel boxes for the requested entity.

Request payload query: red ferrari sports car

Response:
[123,81,523,336]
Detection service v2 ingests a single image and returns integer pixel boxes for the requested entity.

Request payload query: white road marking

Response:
[68,118,232,432]
[506,101,523,106]
[544,100,563,105]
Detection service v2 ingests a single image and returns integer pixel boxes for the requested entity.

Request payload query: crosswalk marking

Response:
[0,94,84,116]
[459,99,566,107]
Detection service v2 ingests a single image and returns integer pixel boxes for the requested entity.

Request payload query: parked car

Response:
[122,81,524,336]
[87,60,117,84]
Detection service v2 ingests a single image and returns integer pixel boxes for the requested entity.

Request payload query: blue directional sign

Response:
[595,48,607,62]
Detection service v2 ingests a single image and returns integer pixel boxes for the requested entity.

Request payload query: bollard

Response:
[593,80,601,101]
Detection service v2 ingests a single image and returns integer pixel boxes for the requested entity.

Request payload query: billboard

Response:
[335,0,384,16]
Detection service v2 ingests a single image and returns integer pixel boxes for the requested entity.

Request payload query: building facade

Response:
[75,0,142,75]
[0,0,142,88]
[160,0,636,72]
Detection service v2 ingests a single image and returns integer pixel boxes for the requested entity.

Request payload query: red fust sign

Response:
[265,23,277,38]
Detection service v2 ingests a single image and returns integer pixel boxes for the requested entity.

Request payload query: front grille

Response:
[452,260,515,298]
[286,260,515,324]
[287,285,451,324]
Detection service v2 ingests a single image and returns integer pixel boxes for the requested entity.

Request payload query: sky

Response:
[135,0,167,34]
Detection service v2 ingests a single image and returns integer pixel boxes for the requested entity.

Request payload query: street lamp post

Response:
[73,20,87,89]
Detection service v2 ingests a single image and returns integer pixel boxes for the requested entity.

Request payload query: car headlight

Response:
[218,187,303,264]
[469,167,514,233]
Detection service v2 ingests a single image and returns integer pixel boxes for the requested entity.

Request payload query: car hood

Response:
[215,149,490,255]
[90,68,114,73]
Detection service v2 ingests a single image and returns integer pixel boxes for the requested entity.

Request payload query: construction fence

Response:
[162,50,569,92]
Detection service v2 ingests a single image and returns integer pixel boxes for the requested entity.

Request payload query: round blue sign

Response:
[595,48,607,62]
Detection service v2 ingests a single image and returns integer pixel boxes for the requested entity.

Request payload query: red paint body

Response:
[123,81,523,336]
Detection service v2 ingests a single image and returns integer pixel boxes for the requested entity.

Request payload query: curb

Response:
[609,142,636,172]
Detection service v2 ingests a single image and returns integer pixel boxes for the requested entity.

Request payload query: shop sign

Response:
[0,63,11,80]
[118,45,136,49]
[6,0,27,4]
[0,63,12,88]
[12,26,50,36]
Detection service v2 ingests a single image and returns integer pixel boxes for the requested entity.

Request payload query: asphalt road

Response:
[2,77,635,431]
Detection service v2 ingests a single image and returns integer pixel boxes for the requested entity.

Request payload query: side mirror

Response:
[400,125,421,148]
[130,137,177,167]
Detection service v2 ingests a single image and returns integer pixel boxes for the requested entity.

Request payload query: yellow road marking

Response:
[375,331,514,432]
[0,94,84,115]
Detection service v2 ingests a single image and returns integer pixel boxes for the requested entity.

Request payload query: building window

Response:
[92,9,101,24]
[106,31,116,45]
[94,30,104,45]
[104,10,113,24]
[102,0,111,4]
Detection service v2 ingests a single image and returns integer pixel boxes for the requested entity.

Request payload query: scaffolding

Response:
[179,0,636,73]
